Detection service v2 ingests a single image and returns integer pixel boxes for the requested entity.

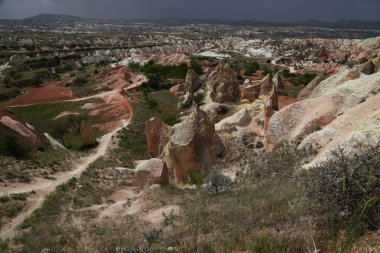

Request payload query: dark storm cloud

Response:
[0,0,379,21]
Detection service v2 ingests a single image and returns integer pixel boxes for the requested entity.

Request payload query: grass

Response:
[0,194,28,229]
[0,86,21,102]
[0,148,72,184]
[6,90,180,252]
[7,98,107,151]
[116,90,180,167]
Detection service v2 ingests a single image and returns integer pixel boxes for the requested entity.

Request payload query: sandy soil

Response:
[1,81,74,107]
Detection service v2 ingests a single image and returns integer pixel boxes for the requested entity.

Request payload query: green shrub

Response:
[143,228,162,247]
[123,245,141,253]
[305,142,380,250]
[190,59,203,75]
[188,169,204,188]
[72,76,87,86]
[163,116,180,126]
[193,92,205,105]
[283,69,296,78]
[244,61,260,76]
[204,171,233,194]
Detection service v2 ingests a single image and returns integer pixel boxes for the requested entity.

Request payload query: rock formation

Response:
[145,117,171,158]
[215,108,251,131]
[207,62,240,103]
[178,92,194,109]
[241,83,261,102]
[170,83,185,95]
[0,110,50,151]
[178,68,201,108]
[134,158,169,190]
[273,72,284,91]
[266,67,380,168]
[297,73,326,101]
[184,68,201,93]
[81,123,97,147]
[259,75,279,111]
[358,60,375,75]
[309,66,360,98]
[166,107,224,184]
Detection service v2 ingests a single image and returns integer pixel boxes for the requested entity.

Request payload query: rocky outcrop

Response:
[170,83,185,95]
[178,69,201,108]
[297,73,326,101]
[178,92,194,109]
[259,75,279,111]
[266,93,343,148]
[145,117,171,158]
[201,102,230,123]
[184,69,201,93]
[166,107,224,184]
[309,66,360,98]
[134,158,169,190]
[266,68,380,168]
[208,62,240,103]
[358,60,375,75]
[0,110,50,151]
[215,108,251,131]
[81,123,97,147]
[241,83,261,102]
[273,72,284,91]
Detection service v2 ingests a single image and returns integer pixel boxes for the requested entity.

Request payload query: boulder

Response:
[273,72,284,90]
[145,117,171,158]
[215,108,251,131]
[259,75,279,111]
[358,60,375,75]
[208,62,240,103]
[170,83,185,95]
[134,158,169,190]
[178,92,194,109]
[202,102,230,123]
[166,107,224,184]
[184,68,201,93]
[212,82,241,103]
[240,83,261,102]
[0,110,50,151]
[81,123,97,147]
[297,73,326,101]
[266,93,343,149]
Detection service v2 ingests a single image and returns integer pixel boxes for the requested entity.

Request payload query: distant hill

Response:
[22,14,85,24]
[1,14,380,30]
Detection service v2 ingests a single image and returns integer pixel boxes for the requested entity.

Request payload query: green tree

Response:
[52,120,70,147]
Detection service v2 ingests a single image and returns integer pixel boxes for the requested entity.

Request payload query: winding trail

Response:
[0,117,131,239]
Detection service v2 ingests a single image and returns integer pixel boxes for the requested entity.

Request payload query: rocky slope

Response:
[266,66,380,168]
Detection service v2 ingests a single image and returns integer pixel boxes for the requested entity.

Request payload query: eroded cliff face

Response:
[266,66,380,168]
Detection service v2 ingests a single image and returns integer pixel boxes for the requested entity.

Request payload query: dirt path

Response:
[0,120,130,239]
[1,81,74,108]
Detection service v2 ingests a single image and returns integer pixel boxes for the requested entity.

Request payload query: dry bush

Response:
[304,141,380,251]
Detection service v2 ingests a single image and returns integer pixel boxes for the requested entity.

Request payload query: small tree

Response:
[68,114,87,134]
[52,120,70,147]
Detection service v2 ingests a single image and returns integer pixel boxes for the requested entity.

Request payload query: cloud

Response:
[0,0,379,21]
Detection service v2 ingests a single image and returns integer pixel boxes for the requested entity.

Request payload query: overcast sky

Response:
[0,0,380,21]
